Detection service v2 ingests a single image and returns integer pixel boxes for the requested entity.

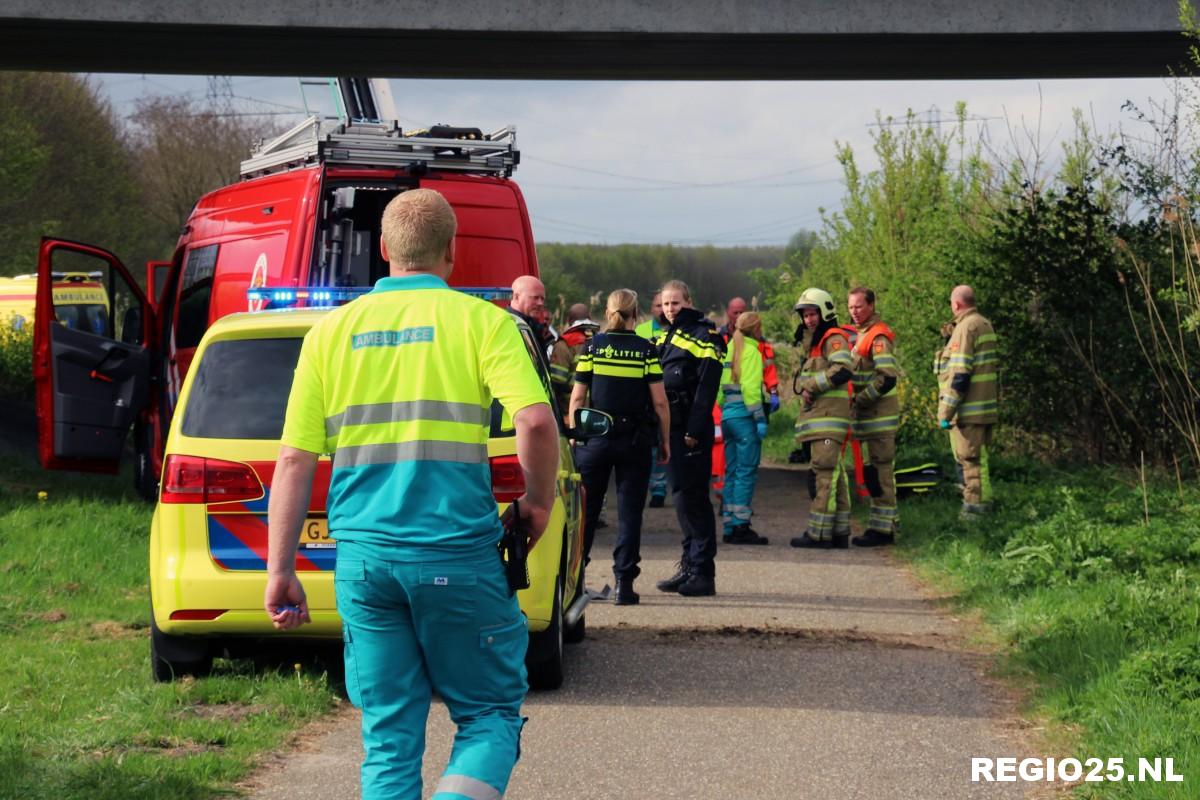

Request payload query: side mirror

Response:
[570,408,612,441]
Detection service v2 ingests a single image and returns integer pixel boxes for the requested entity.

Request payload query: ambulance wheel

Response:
[526,574,564,691]
[563,567,586,645]
[563,606,586,644]
[150,613,212,682]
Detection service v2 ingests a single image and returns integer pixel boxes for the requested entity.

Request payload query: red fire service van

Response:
[32,79,538,499]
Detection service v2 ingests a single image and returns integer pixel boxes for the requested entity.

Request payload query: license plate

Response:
[300,518,334,549]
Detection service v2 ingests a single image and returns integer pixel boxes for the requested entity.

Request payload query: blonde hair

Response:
[729,311,762,384]
[381,189,458,270]
[605,289,638,331]
[660,279,691,302]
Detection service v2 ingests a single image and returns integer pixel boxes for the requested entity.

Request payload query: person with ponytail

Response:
[569,289,671,605]
[718,312,770,545]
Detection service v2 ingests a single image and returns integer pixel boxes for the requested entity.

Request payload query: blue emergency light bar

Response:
[247,285,513,310]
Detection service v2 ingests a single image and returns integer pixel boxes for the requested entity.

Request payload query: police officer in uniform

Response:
[570,289,671,605]
[265,189,559,800]
[654,279,725,597]
[635,291,669,507]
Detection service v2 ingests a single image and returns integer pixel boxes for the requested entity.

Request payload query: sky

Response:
[94,74,1185,247]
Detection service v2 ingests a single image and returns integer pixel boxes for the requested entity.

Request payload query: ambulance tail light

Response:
[160,455,263,504]
[489,454,525,503]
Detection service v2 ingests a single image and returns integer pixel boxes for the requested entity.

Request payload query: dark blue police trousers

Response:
[576,432,653,581]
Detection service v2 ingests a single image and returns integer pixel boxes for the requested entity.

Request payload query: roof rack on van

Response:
[239,117,520,180]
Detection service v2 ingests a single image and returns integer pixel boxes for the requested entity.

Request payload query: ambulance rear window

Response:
[182,337,303,440]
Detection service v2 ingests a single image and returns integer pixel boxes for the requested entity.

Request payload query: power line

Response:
[524,154,836,187]
[523,177,841,193]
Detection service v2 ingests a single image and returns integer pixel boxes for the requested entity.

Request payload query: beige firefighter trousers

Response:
[950,423,993,512]
[859,437,898,534]
[808,437,851,541]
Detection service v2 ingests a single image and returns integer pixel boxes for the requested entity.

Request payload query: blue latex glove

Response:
[939,419,951,430]
[756,421,769,440]
[768,393,780,413]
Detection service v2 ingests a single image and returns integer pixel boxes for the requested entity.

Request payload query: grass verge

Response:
[891,455,1199,798]
[0,443,340,800]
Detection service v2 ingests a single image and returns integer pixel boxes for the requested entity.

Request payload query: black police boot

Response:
[613,578,640,605]
[648,494,665,508]
[656,564,690,593]
[727,524,769,545]
[789,531,829,549]
[852,529,895,547]
[678,573,716,597]
[831,532,850,549]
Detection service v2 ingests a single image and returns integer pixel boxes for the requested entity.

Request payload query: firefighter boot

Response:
[831,532,850,549]
[852,529,895,547]
[790,531,829,549]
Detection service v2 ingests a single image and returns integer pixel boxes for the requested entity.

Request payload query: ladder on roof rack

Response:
[239,117,519,180]
[242,75,518,180]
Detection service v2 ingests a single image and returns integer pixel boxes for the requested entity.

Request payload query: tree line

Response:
[753,100,1200,471]
[0,72,276,279]
[536,243,784,322]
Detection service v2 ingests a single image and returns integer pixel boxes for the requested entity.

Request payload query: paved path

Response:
[246,467,1028,799]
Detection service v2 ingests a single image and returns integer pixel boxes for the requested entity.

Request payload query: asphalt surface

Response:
[246,467,1029,799]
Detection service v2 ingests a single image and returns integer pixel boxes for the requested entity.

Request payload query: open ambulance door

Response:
[34,238,153,473]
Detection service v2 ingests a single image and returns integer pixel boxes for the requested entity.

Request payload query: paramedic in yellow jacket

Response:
[790,288,854,549]
[936,284,999,518]
[718,312,770,546]
[847,287,901,547]
[266,189,559,800]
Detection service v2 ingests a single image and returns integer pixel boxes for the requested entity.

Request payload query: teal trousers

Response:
[335,541,528,800]
[721,414,761,531]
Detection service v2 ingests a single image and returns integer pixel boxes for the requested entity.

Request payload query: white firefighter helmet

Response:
[794,287,837,321]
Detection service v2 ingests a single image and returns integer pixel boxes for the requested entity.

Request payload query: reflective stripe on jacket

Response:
[280,273,549,551]
[936,308,999,424]
[850,315,900,439]
[795,326,853,441]
[719,335,765,421]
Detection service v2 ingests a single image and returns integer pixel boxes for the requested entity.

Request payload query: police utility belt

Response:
[665,389,692,415]
[609,412,655,437]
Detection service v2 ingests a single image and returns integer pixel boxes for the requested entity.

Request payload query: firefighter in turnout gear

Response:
[570,290,671,605]
[550,303,598,414]
[654,280,725,597]
[790,288,854,549]
[936,284,999,518]
[846,287,901,547]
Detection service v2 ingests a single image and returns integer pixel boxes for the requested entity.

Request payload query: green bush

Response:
[0,320,33,400]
